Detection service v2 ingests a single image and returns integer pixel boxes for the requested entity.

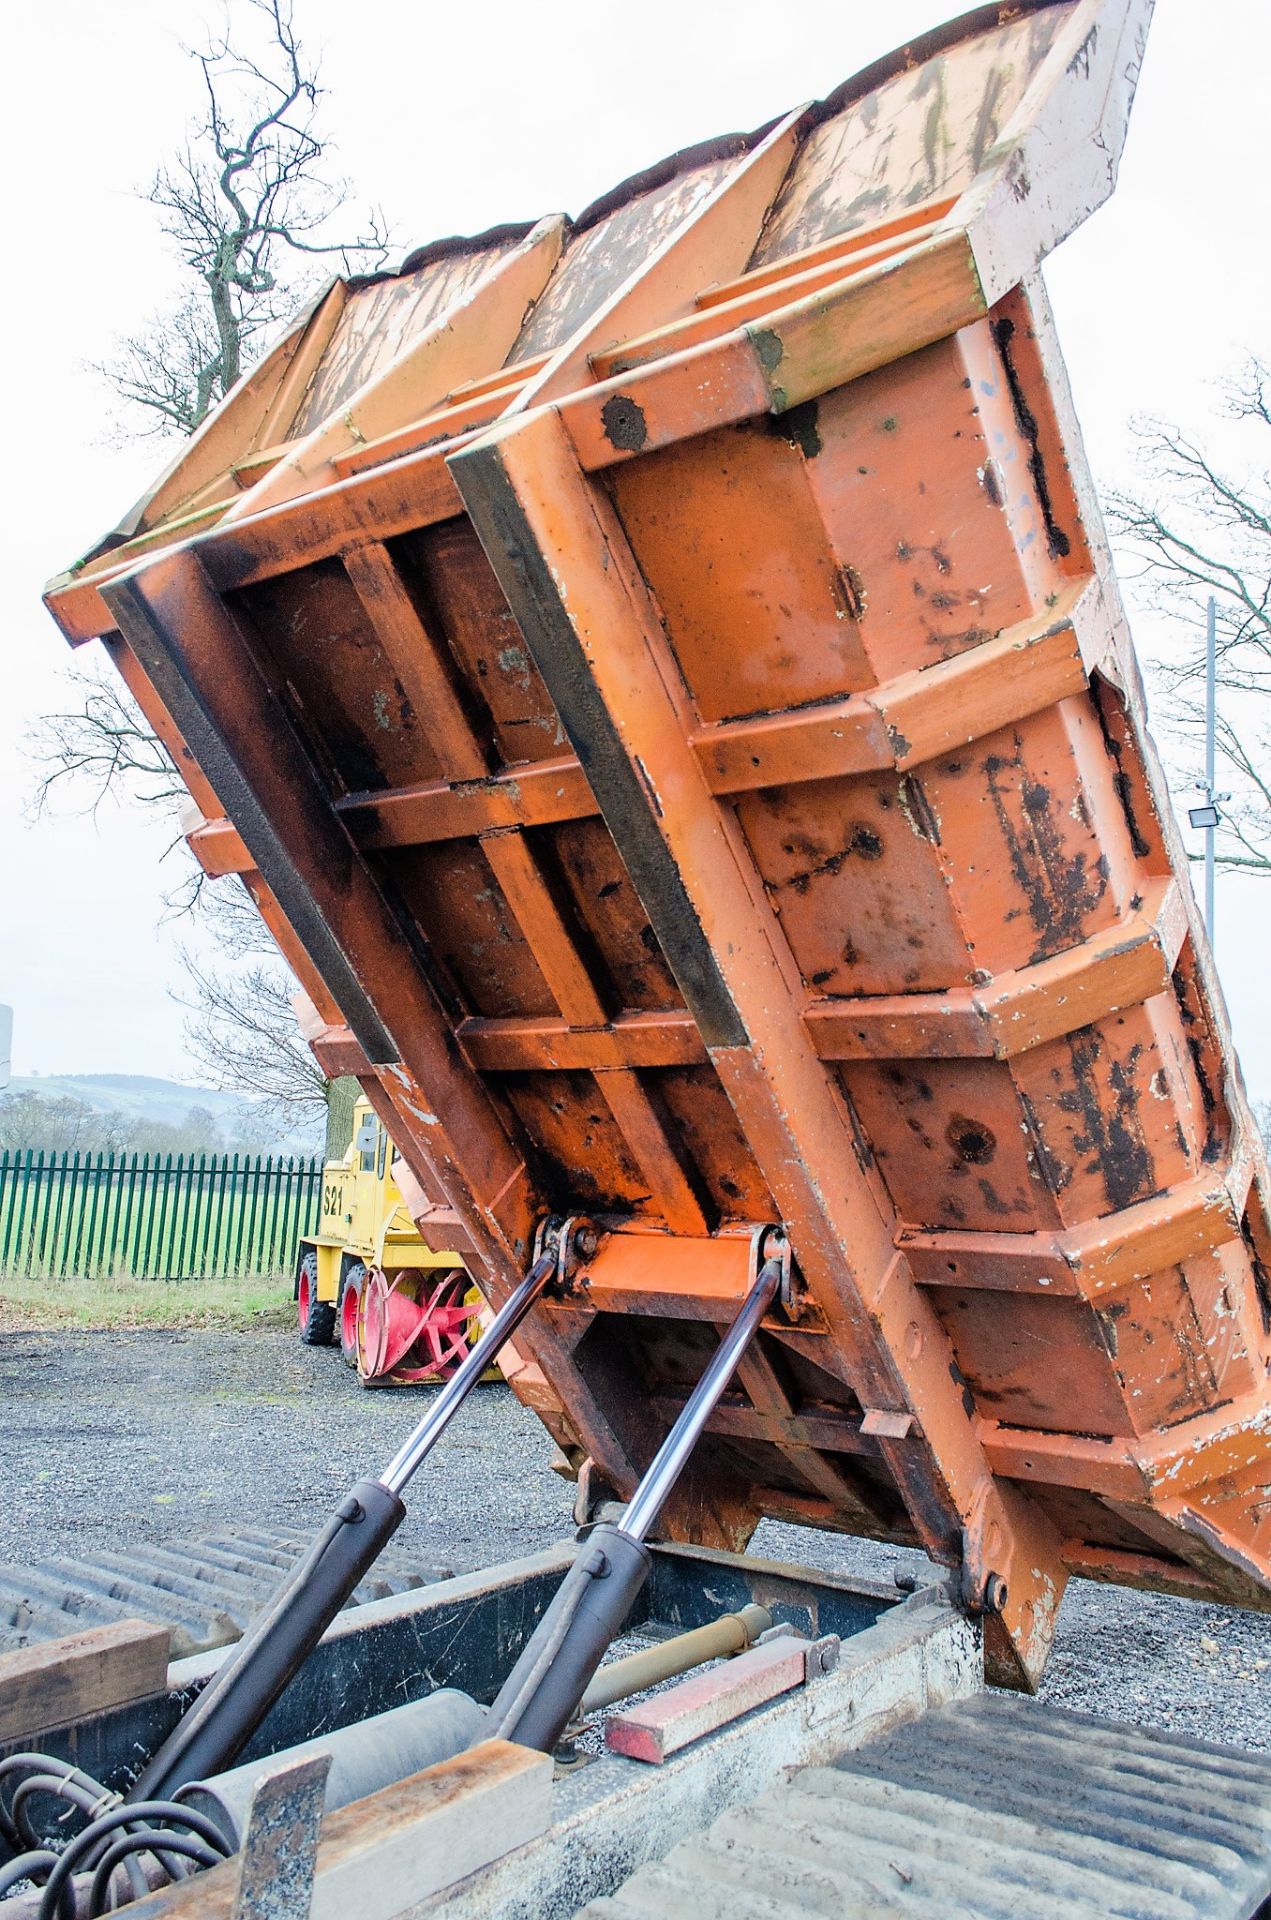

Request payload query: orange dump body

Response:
[48,0,1271,1690]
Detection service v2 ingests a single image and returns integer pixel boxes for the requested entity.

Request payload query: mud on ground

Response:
[0,1327,1267,1750]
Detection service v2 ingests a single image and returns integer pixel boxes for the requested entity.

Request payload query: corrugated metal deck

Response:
[581,1693,1271,1919]
[0,1526,447,1657]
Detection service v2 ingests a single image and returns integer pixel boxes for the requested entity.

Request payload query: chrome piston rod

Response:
[380,1250,556,1495]
[485,1248,784,1754]
[133,1249,556,1800]
[619,1253,783,1540]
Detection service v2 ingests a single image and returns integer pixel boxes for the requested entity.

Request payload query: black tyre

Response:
[297,1251,336,1346]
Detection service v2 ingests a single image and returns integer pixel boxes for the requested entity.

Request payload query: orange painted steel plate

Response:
[46,0,1271,1689]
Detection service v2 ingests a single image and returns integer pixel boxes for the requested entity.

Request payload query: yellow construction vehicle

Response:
[294,1096,479,1384]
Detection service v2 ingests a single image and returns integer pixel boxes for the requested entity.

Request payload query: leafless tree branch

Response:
[99,0,388,439]
[28,665,187,820]
[1108,357,1271,881]
[38,1,386,1123]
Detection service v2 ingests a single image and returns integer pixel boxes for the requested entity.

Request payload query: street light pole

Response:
[1189,599,1222,952]
[1205,594,1217,943]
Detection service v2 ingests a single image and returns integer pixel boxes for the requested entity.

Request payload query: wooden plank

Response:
[333,388,517,479]
[980,1425,1148,1502]
[343,540,487,769]
[899,1226,1081,1296]
[976,878,1181,1059]
[593,225,944,380]
[187,814,253,877]
[1061,1541,1222,1604]
[605,1634,816,1763]
[693,695,889,796]
[303,1019,372,1081]
[221,222,565,520]
[229,441,296,488]
[1063,1167,1248,1299]
[742,226,986,417]
[651,1394,879,1457]
[695,194,958,308]
[197,443,465,594]
[0,1619,170,1742]
[900,1162,1248,1300]
[873,592,1089,771]
[805,882,1181,1066]
[804,995,995,1063]
[570,226,986,466]
[312,1741,552,1919]
[693,588,1088,797]
[444,349,552,405]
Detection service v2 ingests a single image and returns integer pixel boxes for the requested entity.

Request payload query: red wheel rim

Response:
[297,1267,312,1333]
[340,1274,361,1357]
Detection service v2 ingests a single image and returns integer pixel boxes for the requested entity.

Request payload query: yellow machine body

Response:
[299,1096,460,1304]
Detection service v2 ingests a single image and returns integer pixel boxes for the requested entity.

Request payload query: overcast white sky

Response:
[2,0,1268,1099]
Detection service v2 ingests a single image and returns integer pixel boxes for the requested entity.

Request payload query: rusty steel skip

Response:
[42,0,1271,1716]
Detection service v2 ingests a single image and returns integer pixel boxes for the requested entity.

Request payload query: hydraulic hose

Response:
[88,1832,225,1917]
[34,1800,230,1920]
[0,1852,57,1901]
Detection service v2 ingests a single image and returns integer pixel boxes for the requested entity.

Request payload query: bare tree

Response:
[176,882,330,1127]
[102,0,386,437]
[179,948,328,1121]
[0,1091,131,1157]
[31,665,329,1128]
[33,667,187,818]
[1108,360,1271,878]
[33,0,383,1129]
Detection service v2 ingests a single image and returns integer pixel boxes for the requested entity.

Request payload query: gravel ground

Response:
[1,1327,1268,1752]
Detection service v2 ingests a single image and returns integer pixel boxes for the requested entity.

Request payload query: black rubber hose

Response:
[128,1478,405,1802]
[0,1850,57,1899]
[87,1830,225,1916]
[36,1801,232,1920]
[10,1776,116,1854]
[0,1757,114,1855]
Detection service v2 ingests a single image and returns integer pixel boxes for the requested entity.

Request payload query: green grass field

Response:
[0,1270,295,1332]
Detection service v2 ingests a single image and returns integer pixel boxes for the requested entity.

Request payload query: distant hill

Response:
[7,1074,321,1154]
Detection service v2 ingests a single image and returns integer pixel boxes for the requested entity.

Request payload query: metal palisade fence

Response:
[0,1150,321,1281]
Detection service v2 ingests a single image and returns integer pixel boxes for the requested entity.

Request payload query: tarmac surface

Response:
[1,1325,1268,1750]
